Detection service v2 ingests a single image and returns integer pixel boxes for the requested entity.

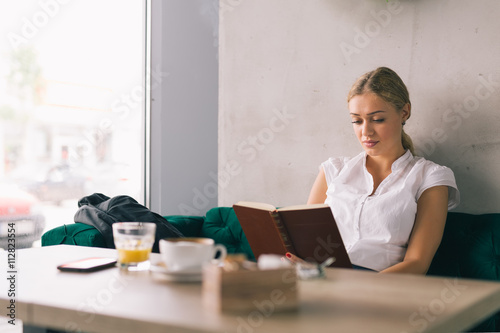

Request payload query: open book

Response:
[233,202,352,268]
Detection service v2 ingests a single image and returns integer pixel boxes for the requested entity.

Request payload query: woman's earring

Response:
[402,121,406,126]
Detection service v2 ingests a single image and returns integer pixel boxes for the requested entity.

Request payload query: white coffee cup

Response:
[159,237,227,271]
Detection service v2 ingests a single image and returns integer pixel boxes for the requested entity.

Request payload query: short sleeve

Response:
[321,157,349,186]
[416,164,460,210]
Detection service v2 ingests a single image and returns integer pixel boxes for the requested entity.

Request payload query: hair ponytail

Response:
[402,129,415,155]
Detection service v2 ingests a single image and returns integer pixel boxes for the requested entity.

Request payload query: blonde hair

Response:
[347,67,415,155]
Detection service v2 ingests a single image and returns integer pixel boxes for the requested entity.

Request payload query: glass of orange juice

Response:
[112,222,156,271]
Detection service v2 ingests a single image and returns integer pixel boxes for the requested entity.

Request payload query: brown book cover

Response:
[233,202,352,268]
[232,202,294,259]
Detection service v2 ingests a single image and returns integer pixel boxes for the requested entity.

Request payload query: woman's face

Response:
[348,93,409,159]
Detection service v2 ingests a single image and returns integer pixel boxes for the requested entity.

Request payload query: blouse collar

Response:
[362,149,413,172]
[391,150,413,171]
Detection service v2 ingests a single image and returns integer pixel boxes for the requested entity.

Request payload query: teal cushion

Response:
[460,214,500,280]
[41,223,107,248]
[428,212,500,281]
[164,215,204,238]
[202,207,255,260]
[428,212,500,333]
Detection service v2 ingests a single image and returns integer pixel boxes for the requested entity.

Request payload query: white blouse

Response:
[321,150,460,271]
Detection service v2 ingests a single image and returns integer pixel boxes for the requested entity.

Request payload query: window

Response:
[0,0,148,248]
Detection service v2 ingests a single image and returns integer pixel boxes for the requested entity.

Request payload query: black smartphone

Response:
[57,257,117,272]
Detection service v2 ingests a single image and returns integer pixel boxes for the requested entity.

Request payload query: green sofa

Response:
[42,207,255,259]
[41,208,500,332]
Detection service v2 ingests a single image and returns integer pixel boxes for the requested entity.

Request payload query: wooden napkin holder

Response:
[202,264,298,314]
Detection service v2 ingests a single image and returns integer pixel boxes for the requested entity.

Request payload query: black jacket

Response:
[74,193,183,253]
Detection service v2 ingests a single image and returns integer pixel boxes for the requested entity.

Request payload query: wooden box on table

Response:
[202,263,298,314]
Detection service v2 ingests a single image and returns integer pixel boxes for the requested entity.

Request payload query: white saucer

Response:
[149,261,202,282]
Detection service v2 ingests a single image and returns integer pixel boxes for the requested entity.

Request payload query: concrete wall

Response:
[150,0,219,215]
[219,0,500,214]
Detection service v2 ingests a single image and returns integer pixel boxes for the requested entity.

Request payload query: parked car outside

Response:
[0,184,46,249]
[23,163,88,205]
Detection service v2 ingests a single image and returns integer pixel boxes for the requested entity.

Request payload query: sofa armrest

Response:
[202,207,255,260]
[41,223,107,248]
[40,215,197,248]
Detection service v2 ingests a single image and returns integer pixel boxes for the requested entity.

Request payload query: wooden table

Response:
[1,245,499,333]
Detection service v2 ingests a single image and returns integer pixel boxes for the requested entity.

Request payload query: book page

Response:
[277,203,329,212]
[234,201,277,211]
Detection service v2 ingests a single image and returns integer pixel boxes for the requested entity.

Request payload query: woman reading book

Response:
[307,67,460,274]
